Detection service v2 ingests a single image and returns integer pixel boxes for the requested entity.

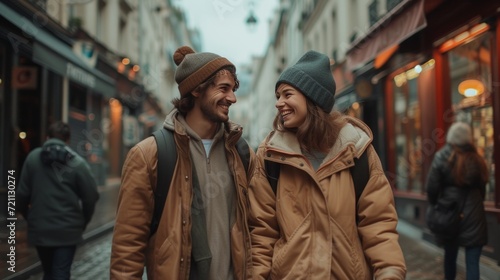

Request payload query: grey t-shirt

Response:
[305,150,327,171]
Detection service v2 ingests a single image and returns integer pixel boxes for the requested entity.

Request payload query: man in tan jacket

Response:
[110,46,253,279]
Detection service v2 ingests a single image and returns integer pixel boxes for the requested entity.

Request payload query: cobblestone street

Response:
[2,0,500,279]
[28,233,113,280]
[24,220,500,280]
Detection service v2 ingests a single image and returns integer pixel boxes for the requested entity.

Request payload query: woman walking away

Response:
[426,122,488,280]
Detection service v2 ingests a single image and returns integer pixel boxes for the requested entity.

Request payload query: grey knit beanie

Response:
[276,50,336,112]
[173,46,234,96]
[446,122,473,146]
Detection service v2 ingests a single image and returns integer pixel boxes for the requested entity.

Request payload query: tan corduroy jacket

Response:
[110,110,254,279]
[248,117,406,279]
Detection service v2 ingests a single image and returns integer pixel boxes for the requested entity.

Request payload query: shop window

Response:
[88,94,106,185]
[69,81,87,112]
[447,32,495,202]
[392,59,435,193]
[68,81,88,158]
[393,78,422,193]
[0,45,4,111]
[47,70,62,124]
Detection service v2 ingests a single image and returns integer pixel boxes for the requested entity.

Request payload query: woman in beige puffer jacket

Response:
[248,50,406,280]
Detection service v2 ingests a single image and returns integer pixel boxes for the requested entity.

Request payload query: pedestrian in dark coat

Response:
[426,121,488,280]
[17,121,99,280]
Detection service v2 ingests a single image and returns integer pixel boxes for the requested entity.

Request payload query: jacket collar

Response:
[265,116,372,160]
[162,108,243,146]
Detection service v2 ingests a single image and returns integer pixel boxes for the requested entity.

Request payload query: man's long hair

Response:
[272,98,347,154]
[172,66,239,115]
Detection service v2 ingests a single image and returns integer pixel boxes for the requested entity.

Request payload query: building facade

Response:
[0,0,195,200]
[345,0,500,263]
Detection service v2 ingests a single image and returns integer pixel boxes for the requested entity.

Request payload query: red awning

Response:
[346,0,427,71]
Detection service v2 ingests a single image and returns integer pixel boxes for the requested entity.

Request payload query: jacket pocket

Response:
[156,237,174,265]
[329,217,367,279]
[271,212,312,279]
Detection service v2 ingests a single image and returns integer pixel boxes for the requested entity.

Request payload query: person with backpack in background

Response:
[425,122,488,280]
[110,46,254,279]
[247,50,406,279]
[17,121,99,280]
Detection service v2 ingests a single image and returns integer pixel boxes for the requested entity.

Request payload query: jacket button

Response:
[280,157,285,161]
[180,258,184,262]
[300,163,304,167]
[266,153,271,157]
[182,220,186,225]
[185,175,189,180]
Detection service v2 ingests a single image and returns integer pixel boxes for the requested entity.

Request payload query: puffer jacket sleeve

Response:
[248,144,280,279]
[356,146,407,280]
[110,142,155,279]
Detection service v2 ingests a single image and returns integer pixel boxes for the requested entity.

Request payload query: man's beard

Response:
[200,100,229,123]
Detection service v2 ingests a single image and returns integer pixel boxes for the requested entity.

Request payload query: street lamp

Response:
[245,1,258,31]
[246,12,257,29]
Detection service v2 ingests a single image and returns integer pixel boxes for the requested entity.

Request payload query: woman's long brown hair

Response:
[273,98,347,154]
[449,144,489,187]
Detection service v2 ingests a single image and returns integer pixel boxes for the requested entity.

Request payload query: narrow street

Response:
[24,220,500,280]
[2,180,499,280]
[2,1,500,279]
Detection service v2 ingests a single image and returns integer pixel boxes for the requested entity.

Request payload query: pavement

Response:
[0,178,121,280]
[398,220,500,280]
[9,219,500,280]
[2,175,500,280]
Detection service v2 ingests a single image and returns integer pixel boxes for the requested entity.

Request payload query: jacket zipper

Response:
[206,157,211,173]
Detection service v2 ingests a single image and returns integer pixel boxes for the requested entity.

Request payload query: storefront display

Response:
[448,32,495,202]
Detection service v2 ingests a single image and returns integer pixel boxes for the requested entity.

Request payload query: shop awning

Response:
[33,43,115,97]
[0,2,115,97]
[346,0,427,71]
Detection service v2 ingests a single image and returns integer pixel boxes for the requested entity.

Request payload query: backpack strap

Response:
[150,128,177,237]
[265,160,280,195]
[235,138,250,172]
[351,151,369,203]
[150,130,249,237]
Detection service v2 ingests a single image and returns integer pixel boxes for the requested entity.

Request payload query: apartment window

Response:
[369,0,379,26]
[387,0,403,11]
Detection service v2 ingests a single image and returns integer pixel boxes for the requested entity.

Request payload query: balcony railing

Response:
[369,0,404,27]
[387,0,403,11]
[28,0,47,11]
[369,0,379,26]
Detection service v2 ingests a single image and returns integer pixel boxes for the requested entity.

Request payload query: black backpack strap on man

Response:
[265,150,369,205]
[150,128,177,237]
[150,128,250,237]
